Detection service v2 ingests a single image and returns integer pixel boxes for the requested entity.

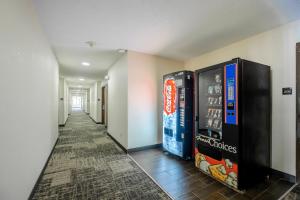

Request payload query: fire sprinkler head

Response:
[85,41,96,47]
[117,49,127,53]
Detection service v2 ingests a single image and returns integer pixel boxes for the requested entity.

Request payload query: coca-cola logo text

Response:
[164,79,176,115]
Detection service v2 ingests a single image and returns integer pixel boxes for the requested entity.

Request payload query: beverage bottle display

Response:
[163,71,193,160]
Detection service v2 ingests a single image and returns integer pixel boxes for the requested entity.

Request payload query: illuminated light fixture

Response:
[78,85,82,87]
[104,75,109,80]
[81,62,90,66]
[117,49,127,53]
[79,78,85,81]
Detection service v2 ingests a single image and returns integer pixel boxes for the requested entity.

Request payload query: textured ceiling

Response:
[34,0,300,82]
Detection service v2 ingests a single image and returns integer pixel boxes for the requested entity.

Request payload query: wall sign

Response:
[282,87,292,95]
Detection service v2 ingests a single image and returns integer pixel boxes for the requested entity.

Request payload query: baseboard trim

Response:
[106,132,128,154]
[28,138,59,200]
[58,116,69,127]
[89,116,101,124]
[271,168,296,183]
[127,143,162,153]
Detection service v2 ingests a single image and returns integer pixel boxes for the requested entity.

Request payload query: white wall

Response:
[82,91,87,112]
[127,51,184,149]
[107,54,129,148]
[58,78,68,125]
[96,81,102,122]
[89,81,101,123]
[185,19,300,176]
[86,89,90,114]
[58,78,64,125]
[63,80,69,122]
[89,84,96,119]
[68,89,72,114]
[0,0,59,199]
[106,51,183,149]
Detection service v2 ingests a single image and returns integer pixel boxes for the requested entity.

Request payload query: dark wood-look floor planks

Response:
[130,148,294,200]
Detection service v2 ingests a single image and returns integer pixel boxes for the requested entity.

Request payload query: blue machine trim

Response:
[225,63,238,125]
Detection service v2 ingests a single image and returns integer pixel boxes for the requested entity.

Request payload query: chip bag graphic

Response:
[195,150,238,189]
[209,164,227,182]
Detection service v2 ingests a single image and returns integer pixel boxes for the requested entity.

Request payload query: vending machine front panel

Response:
[195,58,271,191]
[163,71,193,160]
[195,64,239,190]
[163,76,183,157]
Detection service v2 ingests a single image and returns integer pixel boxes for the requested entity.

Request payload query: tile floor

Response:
[130,149,294,200]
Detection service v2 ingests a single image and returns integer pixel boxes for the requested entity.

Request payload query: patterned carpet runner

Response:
[31,112,171,200]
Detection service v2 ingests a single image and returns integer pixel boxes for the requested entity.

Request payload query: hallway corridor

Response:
[31,112,170,200]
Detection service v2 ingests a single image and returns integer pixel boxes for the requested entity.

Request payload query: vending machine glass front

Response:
[198,68,223,140]
[163,77,183,157]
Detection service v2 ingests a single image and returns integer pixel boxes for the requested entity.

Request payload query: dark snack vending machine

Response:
[163,71,194,160]
[195,58,271,190]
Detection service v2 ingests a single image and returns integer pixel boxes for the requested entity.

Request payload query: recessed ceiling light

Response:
[79,78,85,81]
[117,49,127,53]
[81,62,90,66]
[78,85,82,87]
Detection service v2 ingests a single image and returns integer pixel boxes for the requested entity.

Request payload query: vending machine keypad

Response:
[224,63,238,125]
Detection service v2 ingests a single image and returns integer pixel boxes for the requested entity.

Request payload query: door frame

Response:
[105,86,108,128]
[296,42,300,182]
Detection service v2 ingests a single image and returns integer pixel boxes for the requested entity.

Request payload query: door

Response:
[105,86,108,127]
[101,86,105,124]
